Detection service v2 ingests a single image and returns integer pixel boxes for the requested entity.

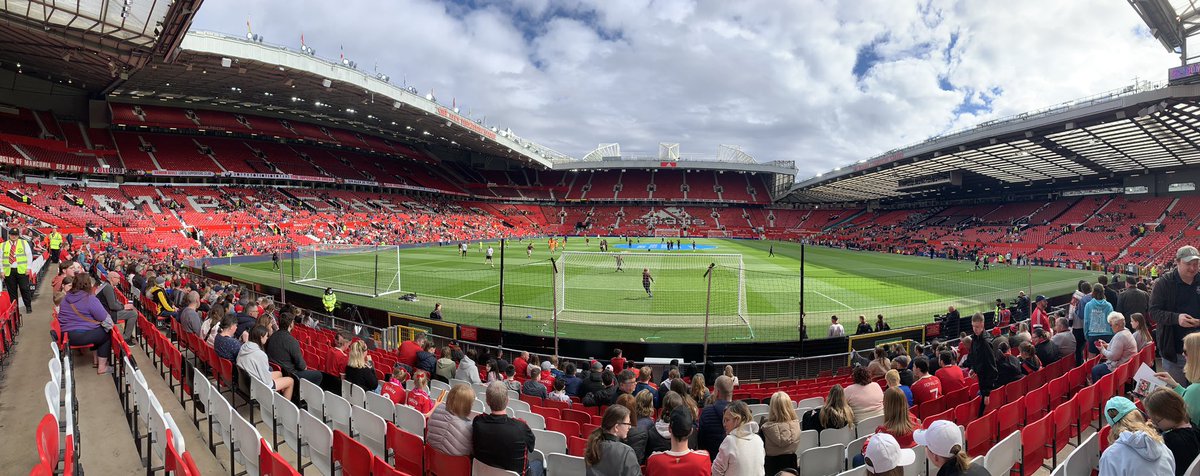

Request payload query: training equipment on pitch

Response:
[292,244,402,297]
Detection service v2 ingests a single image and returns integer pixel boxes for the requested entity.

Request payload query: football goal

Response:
[292,244,402,298]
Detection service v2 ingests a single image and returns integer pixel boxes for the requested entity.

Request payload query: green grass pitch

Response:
[212,238,1095,344]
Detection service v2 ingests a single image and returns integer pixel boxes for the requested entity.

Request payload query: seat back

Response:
[473,458,521,475]
[1062,432,1099,476]
[299,409,334,476]
[819,426,852,446]
[250,376,276,439]
[372,455,406,476]
[324,391,352,435]
[798,444,846,476]
[365,390,396,421]
[533,428,568,456]
[1020,415,1050,476]
[395,403,426,437]
[231,412,263,475]
[351,405,388,458]
[35,413,59,471]
[965,410,996,456]
[350,382,367,408]
[210,390,233,448]
[856,414,884,438]
[984,430,1022,476]
[386,421,424,475]
[299,378,324,421]
[426,444,472,476]
[795,429,820,457]
[515,410,546,430]
[547,452,585,476]
[333,430,372,476]
[274,392,302,456]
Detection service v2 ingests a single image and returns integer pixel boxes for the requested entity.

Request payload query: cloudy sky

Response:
[192,0,1178,178]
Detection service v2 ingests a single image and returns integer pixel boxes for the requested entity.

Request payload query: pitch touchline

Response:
[456,283,500,299]
[811,289,853,310]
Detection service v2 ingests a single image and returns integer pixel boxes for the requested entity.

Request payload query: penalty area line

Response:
[456,283,500,300]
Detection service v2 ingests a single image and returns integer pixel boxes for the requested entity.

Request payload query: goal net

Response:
[554,251,750,333]
[292,244,402,298]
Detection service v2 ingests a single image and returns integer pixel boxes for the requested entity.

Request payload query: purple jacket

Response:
[58,291,110,333]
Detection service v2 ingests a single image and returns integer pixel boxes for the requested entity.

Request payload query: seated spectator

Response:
[454,349,482,385]
[689,374,710,407]
[584,371,617,407]
[867,348,891,381]
[1092,312,1136,382]
[645,406,710,475]
[994,341,1023,387]
[862,433,916,476]
[213,315,242,361]
[397,332,425,368]
[614,393,649,464]
[502,365,521,393]
[580,361,606,398]
[888,369,912,405]
[1018,342,1042,375]
[1099,396,1176,475]
[381,367,408,404]
[892,355,914,386]
[522,364,548,399]
[711,400,764,476]
[854,387,921,467]
[201,302,226,346]
[1144,388,1200,476]
[646,392,699,455]
[562,362,583,397]
[584,404,640,475]
[237,325,294,400]
[344,340,378,393]
[910,357,941,405]
[57,274,113,374]
[405,372,439,417]
[435,346,455,383]
[414,341,438,376]
[324,332,351,376]
[1051,317,1077,364]
[914,420,987,476]
[266,312,322,385]
[698,375,735,460]
[762,391,801,476]
[548,378,572,406]
[844,366,884,424]
[177,290,203,336]
[427,384,474,456]
[513,351,530,378]
[610,348,627,373]
[722,365,739,387]
[1130,313,1154,351]
[1032,328,1060,367]
[934,351,966,395]
[472,381,542,476]
[635,366,658,399]
[802,384,856,433]
[538,361,556,390]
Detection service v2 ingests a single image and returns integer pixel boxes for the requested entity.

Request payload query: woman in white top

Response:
[723,365,739,387]
[1091,311,1137,382]
[712,400,765,476]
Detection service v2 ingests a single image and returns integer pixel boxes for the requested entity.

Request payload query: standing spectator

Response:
[965,313,999,413]
[856,315,873,335]
[265,313,322,385]
[472,382,542,476]
[429,302,443,320]
[844,366,884,424]
[761,392,801,476]
[1084,283,1115,359]
[874,314,891,332]
[722,366,739,388]
[1030,296,1050,331]
[944,306,961,338]
[711,401,764,476]
[344,340,378,393]
[698,375,734,460]
[1092,312,1137,382]
[801,385,856,433]
[584,404,640,476]
[1051,317,1077,365]
[645,407,710,475]
[828,316,845,337]
[1155,333,1200,427]
[1119,276,1151,322]
[426,384,473,456]
[1,227,33,313]
[910,357,942,405]
[1070,280,1093,366]
[1144,388,1200,476]
[57,274,113,374]
[1098,396,1176,476]
[689,375,711,408]
[610,348,627,373]
[1130,313,1154,351]
[935,351,967,395]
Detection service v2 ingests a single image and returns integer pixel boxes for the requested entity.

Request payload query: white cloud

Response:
[195,0,1178,178]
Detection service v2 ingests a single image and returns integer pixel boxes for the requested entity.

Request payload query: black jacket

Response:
[580,371,606,398]
[414,350,437,375]
[967,330,999,392]
[265,329,308,374]
[1117,287,1151,321]
[1150,268,1200,362]
[996,355,1022,387]
[472,414,536,474]
[622,426,649,464]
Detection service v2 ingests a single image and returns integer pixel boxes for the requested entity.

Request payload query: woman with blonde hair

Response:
[635,389,656,433]
[425,383,472,456]
[343,340,378,393]
[802,384,855,432]
[1156,332,1200,426]
[884,369,913,407]
[761,391,801,475]
[690,374,710,407]
[1098,396,1175,475]
[723,365,739,387]
[584,404,640,475]
[712,400,764,476]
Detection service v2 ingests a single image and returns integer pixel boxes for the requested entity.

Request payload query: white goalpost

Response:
[292,244,402,298]
[554,251,750,331]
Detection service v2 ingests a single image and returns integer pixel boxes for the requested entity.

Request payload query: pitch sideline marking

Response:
[456,283,500,300]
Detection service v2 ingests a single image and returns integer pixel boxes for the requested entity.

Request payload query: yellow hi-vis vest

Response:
[1,240,27,275]
[323,293,337,313]
[48,232,62,249]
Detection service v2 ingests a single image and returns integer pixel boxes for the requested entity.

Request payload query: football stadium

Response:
[0,1,1199,475]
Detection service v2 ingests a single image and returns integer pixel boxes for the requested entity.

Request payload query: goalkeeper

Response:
[642,268,653,298]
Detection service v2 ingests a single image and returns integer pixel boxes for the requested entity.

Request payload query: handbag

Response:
[68,300,115,332]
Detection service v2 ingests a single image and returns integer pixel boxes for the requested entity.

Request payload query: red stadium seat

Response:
[1019,414,1051,476]
[546,418,582,438]
[386,422,423,475]
[1025,384,1049,422]
[965,410,995,456]
[996,397,1023,441]
[373,455,411,476]
[568,435,587,457]
[333,430,372,476]
[426,444,470,476]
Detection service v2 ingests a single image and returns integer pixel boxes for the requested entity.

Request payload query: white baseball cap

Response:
[864,432,916,473]
[913,419,962,459]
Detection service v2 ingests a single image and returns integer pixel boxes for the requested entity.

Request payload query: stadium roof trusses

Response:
[1130,0,1200,64]
[110,31,565,169]
[788,82,1200,204]
[0,0,198,93]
